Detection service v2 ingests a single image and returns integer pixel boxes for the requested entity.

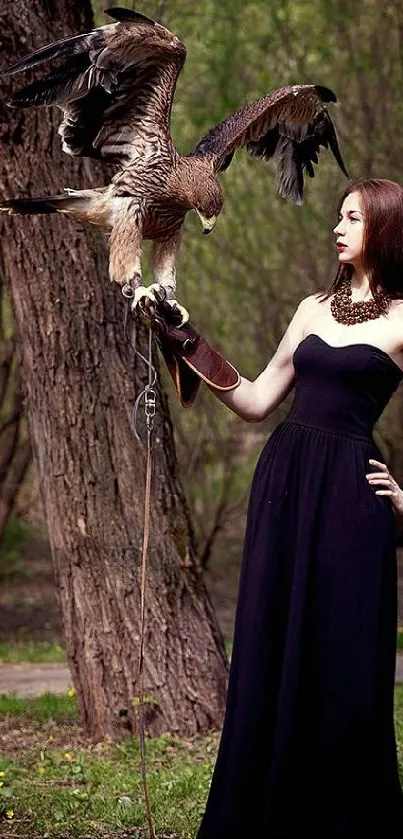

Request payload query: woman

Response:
[195,178,403,838]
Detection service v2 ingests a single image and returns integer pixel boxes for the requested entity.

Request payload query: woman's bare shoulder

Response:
[388,299,403,340]
[298,292,327,312]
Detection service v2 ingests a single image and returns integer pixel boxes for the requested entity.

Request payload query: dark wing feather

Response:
[9,54,105,108]
[105,8,156,25]
[2,30,107,76]
[3,11,187,166]
[194,85,348,203]
[247,112,348,205]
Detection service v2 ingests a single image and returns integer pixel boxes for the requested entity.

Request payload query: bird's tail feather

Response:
[0,190,95,216]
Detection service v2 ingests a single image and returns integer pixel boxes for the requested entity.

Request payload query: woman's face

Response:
[333,191,364,267]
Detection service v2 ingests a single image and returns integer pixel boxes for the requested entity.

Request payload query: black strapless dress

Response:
[196,334,403,839]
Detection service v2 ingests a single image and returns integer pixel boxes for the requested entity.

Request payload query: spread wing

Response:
[194,85,348,204]
[2,7,187,166]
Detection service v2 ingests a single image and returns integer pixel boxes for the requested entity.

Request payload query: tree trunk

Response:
[0,0,228,741]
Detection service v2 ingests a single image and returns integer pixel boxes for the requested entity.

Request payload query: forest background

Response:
[2,0,403,643]
[1,0,403,836]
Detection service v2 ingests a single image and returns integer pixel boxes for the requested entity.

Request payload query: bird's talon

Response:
[130,284,164,318]
[153,285,167,304]
[166,299,189,326]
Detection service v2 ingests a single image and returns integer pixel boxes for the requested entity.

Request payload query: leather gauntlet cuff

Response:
[152,310,241,408]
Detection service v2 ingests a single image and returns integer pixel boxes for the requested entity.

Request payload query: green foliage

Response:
[0,517,32,582]
[0,641,66,664]
[0,279,14,342]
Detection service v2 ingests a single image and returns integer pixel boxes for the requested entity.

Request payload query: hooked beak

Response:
[195,210,217,235]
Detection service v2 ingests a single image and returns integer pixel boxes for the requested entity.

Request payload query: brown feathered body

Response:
[0,7,348,316]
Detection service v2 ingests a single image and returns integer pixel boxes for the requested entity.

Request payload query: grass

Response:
[0,693,77,721]
[0,641,67,664]
[224,639,232,657]
[0,641,231,665]
[395,685,403,750]
[0,690,403,837]
[0,693,219,838]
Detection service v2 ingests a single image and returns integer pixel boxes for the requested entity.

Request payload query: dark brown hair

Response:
[317,178,403,312]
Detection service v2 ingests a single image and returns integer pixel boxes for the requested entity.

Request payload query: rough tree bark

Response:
[0,0,228,741]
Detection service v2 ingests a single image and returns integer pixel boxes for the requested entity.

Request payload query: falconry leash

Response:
[123,286,157,839]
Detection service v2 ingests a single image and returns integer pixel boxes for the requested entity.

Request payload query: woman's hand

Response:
[365,458,403,515]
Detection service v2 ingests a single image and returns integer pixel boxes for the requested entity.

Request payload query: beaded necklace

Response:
[330,277,390,324]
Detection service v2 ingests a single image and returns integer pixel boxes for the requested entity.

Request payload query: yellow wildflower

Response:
[38,766,45,774]
[5,810,14,819]
[67,688,75,697]
[63,753,72,761]
[0,781,3,787]
[0,771,5,777]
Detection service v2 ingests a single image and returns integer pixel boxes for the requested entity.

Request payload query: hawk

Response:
[1,7,348,323]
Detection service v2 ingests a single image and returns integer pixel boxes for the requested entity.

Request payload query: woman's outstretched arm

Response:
[207,295,316,422]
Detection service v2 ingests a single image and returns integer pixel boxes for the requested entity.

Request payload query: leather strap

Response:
[137,423,156,839]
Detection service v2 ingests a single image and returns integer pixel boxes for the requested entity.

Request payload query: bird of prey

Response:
[1,6,348,323]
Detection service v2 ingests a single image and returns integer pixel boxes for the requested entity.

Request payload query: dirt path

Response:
[0,663,72,697]
[1,656,403,697]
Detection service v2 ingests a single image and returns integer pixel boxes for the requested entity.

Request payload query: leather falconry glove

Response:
[137,291,241,407]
